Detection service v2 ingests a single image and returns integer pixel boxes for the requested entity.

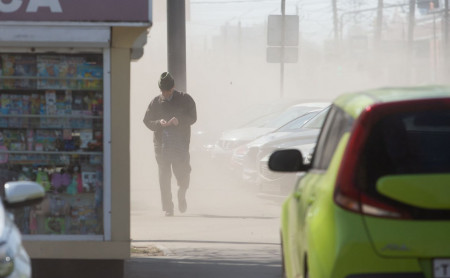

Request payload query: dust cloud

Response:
[130,0,450,216]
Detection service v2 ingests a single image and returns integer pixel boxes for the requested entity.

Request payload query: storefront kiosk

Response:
[0,1,152,277]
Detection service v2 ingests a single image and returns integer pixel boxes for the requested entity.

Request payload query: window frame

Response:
[311,105,353,170]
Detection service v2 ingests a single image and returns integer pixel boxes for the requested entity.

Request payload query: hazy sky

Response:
[189,0,407,42]
[190,0,333,41]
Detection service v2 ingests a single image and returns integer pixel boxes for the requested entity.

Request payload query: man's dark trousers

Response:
[155,148,191,213]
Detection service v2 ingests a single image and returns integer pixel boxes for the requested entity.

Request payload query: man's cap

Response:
[158,72,175,91]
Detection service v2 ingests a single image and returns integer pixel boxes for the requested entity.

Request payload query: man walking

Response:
[143,72,197,216]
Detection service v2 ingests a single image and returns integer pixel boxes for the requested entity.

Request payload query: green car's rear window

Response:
[358,110,450,189]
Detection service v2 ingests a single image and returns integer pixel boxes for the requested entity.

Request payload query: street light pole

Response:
[444,0,449,77]
[408,0,415,46]
[375,0,383,45]
[407,0,415,84]
[280,0,285,98]
[432,2,437,81]
[332,0,339,42]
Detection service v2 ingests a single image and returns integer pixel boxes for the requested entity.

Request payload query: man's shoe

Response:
[178,188,187,213]
[165,211,174,217]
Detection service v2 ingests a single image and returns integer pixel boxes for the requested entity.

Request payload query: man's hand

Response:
[168,117,179,126]
[160,118,178,127]
[160,119,169,127]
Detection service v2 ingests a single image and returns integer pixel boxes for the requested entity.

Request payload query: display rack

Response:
[0,53,104,236]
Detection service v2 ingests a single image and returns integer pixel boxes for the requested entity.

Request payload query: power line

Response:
[192,0,332,5]
[192,0,279,4]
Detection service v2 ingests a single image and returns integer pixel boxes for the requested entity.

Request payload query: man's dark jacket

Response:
[143,90,197,151]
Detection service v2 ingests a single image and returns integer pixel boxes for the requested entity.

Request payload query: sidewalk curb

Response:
[130,244,172,257]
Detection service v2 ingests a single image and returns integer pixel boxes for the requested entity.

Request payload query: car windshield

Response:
[302,107,330,129]
[276,111,320,132]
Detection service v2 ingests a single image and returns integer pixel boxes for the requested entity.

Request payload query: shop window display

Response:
[0,53,104,235]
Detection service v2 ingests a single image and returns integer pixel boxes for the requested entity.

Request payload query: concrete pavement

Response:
[126,158,285,277]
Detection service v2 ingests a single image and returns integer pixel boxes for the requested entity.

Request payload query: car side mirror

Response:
[2,181,45,209]
[268,149,310,172]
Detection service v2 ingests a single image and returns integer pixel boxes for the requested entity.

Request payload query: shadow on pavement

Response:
[125,257,281,278]
[127,241,282,278]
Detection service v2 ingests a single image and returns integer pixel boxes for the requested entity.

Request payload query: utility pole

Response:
[408,0,415,49]
[332,0,339,43]
[375,0,383,45]
[167,0,187,92]
[432,1,437,81]
[444,0,449,77]
[445,0,449,50]
[280,0,285,98]
[374,0,384,78]
[407,0,415,84]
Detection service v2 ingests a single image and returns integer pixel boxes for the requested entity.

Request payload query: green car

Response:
[269,86,450,278]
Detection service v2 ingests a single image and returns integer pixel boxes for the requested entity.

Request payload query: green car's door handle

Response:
[294,192,315,204]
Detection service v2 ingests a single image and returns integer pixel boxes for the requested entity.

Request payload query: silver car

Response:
[212,102,330,170]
